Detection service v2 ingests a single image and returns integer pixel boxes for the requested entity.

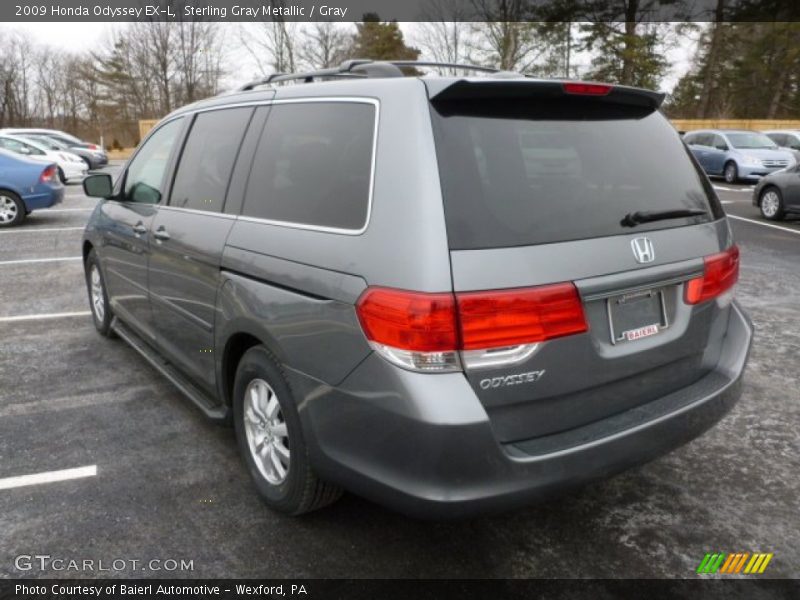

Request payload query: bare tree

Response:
[240,18,299,75]
[413,0,472,73]
[298,22,352,69]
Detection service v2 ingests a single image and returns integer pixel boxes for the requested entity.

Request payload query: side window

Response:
[695,134,711,147]
[766,133,784,147]
[169,108,253,212]
[683,133,697,145]
[712,135,728,150]
[242,102,376,231]
[790,134,800,150]
[123,118,183,204]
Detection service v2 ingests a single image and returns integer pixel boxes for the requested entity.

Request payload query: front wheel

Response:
[58,167,67,184]
[0,191,25,227]
[233,346,342,515]
[724,161,738,184]
[84,249,115,337]
[759,187,785,221]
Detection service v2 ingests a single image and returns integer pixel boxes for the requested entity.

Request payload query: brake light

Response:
[685,245,740,305]
[87,144,99,150]
[356,288,458,353]
[39,165,57,183]
[457,284,588,350]
[356,283,588,372]
[563,82,613,96]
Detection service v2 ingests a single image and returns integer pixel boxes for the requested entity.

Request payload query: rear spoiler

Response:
[424,79,666,110]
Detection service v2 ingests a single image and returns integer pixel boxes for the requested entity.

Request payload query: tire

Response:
[0,190,26,227]
[759,187,785,221]
[81,157,92,170]
[58,167,67,184]
[84,249,115,337]
[233,345,342,515]
[724,161,738,184]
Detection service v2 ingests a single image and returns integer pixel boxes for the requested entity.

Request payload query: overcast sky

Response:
[12,21,694,93]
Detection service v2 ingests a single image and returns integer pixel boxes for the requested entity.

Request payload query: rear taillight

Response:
[87,144,99,150]
[39,165,57,183]
[356,283,587,373]
[685,245,740,305]
[563,82,613,96]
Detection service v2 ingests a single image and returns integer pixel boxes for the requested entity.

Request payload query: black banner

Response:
[4,0,800,23]
[2,579,800,600]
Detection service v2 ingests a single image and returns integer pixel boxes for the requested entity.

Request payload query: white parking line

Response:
[728,214,800,236]
[714,185,753,193]
[0,256,81,266]
[38,208,93,213]
[0,465,97,491]
[0,311,91,323]
[0,227,84,234]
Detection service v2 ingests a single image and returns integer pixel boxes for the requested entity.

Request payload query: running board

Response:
[111,317,229,422]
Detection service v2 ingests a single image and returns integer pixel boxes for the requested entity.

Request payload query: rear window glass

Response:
[431,99,722,250]
[242,102,375,231]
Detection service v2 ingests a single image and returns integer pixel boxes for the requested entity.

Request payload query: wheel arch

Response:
[220,329,281,408]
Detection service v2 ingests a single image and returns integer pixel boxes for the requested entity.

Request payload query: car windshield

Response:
[726,133,778,149]
[25,136,64,150]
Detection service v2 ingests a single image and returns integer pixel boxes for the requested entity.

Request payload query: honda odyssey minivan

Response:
[81,61,752,517]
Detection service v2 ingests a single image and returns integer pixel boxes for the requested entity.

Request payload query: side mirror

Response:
[83,173,113,198]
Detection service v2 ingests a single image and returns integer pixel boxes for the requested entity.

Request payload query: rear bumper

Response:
[299,301,753,518]
[22,186,64,211]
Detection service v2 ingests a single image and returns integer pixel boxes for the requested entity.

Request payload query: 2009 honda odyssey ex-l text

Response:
[81,61,752,517]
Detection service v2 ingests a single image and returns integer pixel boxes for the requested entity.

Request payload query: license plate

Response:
[607,288,668,344]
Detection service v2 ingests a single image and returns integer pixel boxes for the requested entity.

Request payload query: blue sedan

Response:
[0,148,64,227]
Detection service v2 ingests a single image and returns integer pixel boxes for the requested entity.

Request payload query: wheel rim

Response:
[761,191,780,217]
[243,378,290,485]
[0,195,18,223]
[725,164,736,182]
[90,265,105,321]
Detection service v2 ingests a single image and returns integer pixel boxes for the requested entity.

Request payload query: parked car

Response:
[0,149,64,227]
[0,133,87,183]
[763,129,800,164]
[683,129,795,183]
[0,128,108,169]
[80,61,752,518]
[752,161,800,220]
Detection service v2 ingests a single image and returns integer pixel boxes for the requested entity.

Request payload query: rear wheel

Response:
[81,157,92,170]
[759,187,785,221]
[724,161,738,184]
[233,346,342,515]
[58,167,67,184]
[84,249,115,336]
[0,191,25,227]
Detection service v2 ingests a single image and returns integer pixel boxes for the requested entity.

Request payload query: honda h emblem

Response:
[631,237,655,264]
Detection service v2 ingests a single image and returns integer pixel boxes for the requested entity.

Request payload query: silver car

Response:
[684,129,795,183]
[79,61,752,517]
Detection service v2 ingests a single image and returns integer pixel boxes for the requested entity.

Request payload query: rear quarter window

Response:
[431,98,723,250]
[241,101,376,231]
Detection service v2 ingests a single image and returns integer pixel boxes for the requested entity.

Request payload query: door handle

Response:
[153,227,170,242]
[132,222,147,235]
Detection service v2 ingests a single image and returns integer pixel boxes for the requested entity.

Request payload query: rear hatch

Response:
[426,79,736,444]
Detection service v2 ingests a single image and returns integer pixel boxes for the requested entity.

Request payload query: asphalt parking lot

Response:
[1,171,798,579]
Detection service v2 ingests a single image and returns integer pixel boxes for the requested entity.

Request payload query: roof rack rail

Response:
[237,60,522,91]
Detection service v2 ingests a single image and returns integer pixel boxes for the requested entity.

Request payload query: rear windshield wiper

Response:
[621,208,708,227]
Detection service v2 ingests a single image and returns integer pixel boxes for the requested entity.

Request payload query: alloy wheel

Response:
[761,190,780,218]
[0,195,18,224]
[243,378,290,485]
[90,265,105,321]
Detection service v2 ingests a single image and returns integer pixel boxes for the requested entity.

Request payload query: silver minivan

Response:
[81,61,752,517]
